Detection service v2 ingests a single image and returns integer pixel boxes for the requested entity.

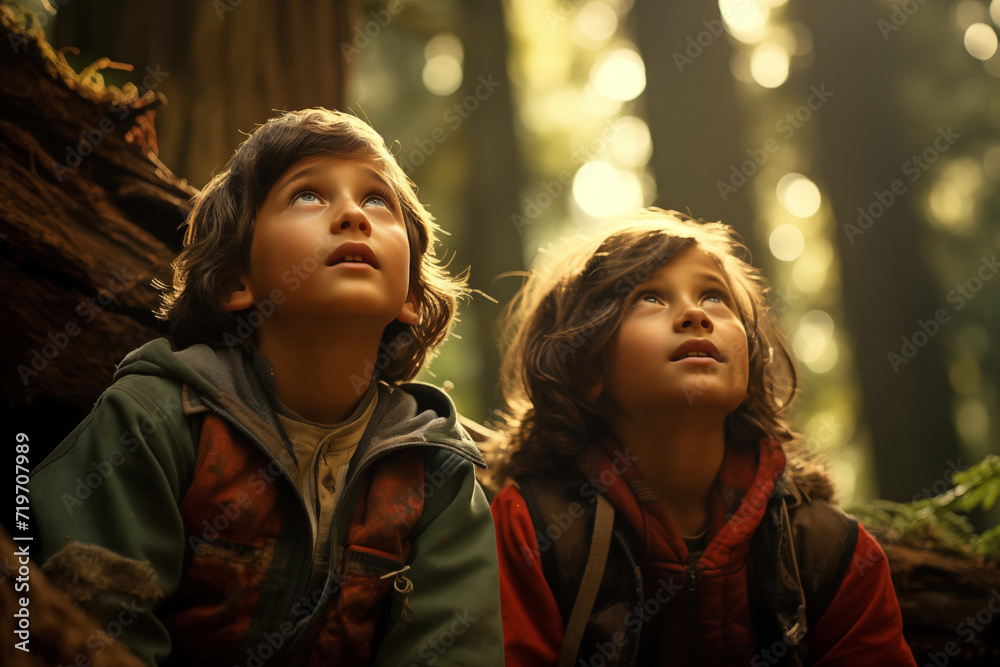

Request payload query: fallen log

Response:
[886,543,1000,663]
[0,2,193,454]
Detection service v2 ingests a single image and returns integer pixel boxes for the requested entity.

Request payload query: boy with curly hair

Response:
[32,108,503,666]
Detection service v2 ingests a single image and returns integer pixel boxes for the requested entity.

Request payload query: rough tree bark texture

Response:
[884,543,1000,662]
[0,3,194,454]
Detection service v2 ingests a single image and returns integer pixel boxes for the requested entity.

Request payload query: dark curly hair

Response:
[494,208,798,481]
[157,108,467,382]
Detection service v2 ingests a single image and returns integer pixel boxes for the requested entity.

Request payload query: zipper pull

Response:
[685,557,698,592]
[381,565,414,622]
[380,564,413,594]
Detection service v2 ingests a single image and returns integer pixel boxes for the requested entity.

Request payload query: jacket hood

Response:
[116,338,287,450]
[116,338,228,400]
[114,338,484,468]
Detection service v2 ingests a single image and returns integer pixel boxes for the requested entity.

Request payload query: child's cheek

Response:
[727,338,751,385]
[289,205,327,223]
[724,337,748,361]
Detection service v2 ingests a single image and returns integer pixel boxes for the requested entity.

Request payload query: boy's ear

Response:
[222,277,255,312]
[588,378,603,402]
[396,290,420,326]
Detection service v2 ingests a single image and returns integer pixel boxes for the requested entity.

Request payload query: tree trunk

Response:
[454,0,526,414]
[52,0,352,188]
[791,0,962,501]
[633,0,759,249]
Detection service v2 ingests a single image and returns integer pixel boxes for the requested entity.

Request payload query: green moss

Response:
[850,455,1000,559]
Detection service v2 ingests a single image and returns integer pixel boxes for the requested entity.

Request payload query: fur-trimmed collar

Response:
[781,441,838,504]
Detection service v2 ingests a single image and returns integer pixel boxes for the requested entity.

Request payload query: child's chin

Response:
[675,387,745,411]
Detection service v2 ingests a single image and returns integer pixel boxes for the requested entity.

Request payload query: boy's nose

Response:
[332,203,372,237]
[675,306,713,332]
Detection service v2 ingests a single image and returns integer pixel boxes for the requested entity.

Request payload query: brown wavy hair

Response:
[495,208,798,481]
[157,108,467,382]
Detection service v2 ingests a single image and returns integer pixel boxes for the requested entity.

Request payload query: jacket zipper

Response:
[281,439,483,661]
[684,555,699,666]
[200,399,315,661]
[281,441,418,660]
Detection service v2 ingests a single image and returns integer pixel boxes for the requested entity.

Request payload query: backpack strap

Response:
[790,498,859,630]
[559,494,614,667]
[750,479,860,666]
[517,475,641,667]
[515,476,577,619]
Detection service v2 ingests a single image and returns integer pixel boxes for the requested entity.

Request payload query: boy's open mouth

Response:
[670,339,723,362]
[328,242,378,268]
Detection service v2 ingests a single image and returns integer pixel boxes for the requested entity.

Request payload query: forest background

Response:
[10,0,998,507]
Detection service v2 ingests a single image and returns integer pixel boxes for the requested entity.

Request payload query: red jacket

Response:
[492,439,916,666]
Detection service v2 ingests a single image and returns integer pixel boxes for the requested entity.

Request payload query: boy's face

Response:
[228,154,418,330]
[599,245,749,417]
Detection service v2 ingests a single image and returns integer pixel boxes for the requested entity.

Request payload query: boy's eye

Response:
[287,185,324,206]
[702,289,732,306]
[365,187,399,211]
[634,292,663,306]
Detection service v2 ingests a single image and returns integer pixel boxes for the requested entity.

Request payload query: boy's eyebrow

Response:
[274,165,319,193]
[637,269,731,291]
[362,167,396,194]
[272,164,395,195]
[693,271,732,290]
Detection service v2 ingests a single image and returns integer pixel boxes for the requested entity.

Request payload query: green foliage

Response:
[850,455,1000,559]
[948,455,1000,514]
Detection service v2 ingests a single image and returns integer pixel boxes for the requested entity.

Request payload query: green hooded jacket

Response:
[31,338,504,666]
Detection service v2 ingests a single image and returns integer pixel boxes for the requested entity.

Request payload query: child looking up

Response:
[491,208,914,666]
[32,108,503,666]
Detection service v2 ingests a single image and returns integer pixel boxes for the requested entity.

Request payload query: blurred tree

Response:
[633,0,758,249]
[53,0,352,187]
[790,0,963,501]
[451,0,526,414]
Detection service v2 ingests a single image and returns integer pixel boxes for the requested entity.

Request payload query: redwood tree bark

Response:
[0,4,192,460]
